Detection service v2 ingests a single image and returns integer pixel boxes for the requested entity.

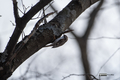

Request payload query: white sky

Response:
[0,0,120,80]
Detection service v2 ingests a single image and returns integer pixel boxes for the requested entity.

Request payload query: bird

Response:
[45,35,68,48]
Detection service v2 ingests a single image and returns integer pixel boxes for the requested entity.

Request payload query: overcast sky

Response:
[0,0,120,80]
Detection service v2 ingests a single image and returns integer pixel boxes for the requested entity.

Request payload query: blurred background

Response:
[0,0,120,80]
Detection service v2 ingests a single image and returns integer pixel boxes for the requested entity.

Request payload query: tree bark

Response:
[0,0,99,79]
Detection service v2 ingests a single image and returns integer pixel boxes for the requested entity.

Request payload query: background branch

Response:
[71,0,104,80]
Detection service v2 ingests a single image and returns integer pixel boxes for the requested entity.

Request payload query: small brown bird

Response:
[45,35,68,48]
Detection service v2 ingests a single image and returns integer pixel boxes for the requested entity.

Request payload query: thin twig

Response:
[44,1,54,11]
[10,21,16,26]
[20,54,40,78]
[62,74,99,80]
[18,7,24,14]
[50,3,58,14]
[21,0,25,14]
[43,8,47,24]
[31,11,42,20]
[19,49,46,79]
[31,17,41,20]
[96,47,120,77]
[62,74,85,80]
[87,37,120,40]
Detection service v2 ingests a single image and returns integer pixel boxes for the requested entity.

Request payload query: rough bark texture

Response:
[0,0,99,79]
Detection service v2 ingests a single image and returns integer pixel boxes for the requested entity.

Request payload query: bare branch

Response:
[12,0,20,21]
[6,12,55,64]
[10,21,16,26]
[96,47,120,77]
[88,37,120,40]
[62,74,85,80]
[11,0,100,74]
[21,0,25,14]
[0,0,53,79]
[0,0,100,79]
[43,8,47,24]
[22,0,52,24]
[2,0,52,63]
[31,11,42,20]
[83,0,104,38]
[50,4,58,14]
[19,54,39,79]
[18,7,24,14]
[62,74,99,80]
[81,0,104,79]
[71,0,104,80]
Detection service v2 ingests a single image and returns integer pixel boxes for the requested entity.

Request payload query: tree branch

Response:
[71,0,103,80]
[83,0,103,39]
[1,0,52,63]
[21,0,52,25]
[12,0,20,21]
[0,0,52,79]
[0,0,100,79]
[12,0,100,74]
